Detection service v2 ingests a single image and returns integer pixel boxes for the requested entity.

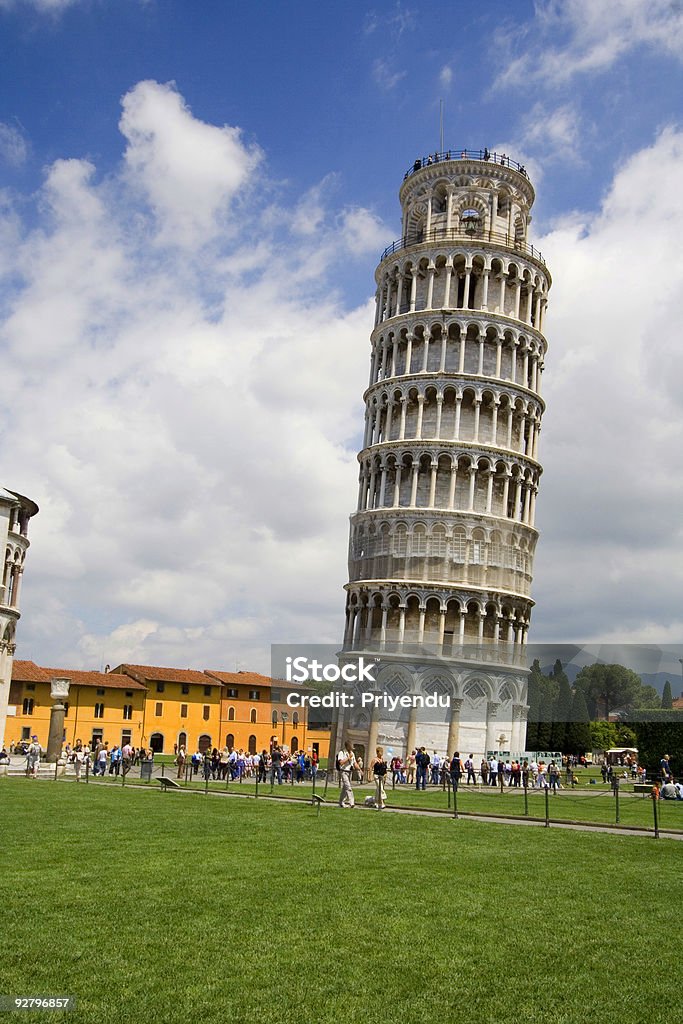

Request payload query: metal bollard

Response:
[614,779,620,824]
[652,793,660,839]
[544,785,550,827]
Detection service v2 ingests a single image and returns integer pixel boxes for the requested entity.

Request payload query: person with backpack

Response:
[415,747,430,790]
[449,751,464,793]
[370,745,388,810]
[464,755,476,785]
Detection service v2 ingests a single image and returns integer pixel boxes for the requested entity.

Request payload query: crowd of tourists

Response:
[383,750,587,790]
[174,744,319,785]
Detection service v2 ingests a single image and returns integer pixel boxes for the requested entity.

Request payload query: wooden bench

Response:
[158,777,181,791]
[633,783,652,795]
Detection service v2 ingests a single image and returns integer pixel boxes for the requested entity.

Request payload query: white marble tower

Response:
[337,149,551,763]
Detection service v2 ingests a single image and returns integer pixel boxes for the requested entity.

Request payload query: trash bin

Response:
[140,759,153,782]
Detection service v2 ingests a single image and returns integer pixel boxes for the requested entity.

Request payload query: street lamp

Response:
[280,711,288,745]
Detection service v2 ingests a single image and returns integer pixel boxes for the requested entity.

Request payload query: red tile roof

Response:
[112,664,213,685]
[11,661,146,690]
[204,670,276,687]
[12,660,50,682]
[46,668,146,691]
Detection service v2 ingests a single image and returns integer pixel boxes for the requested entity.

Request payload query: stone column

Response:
[405,704,418,760]
[443,262,453,307]
[481,269,490,311]
[511,702,528,753]
[435,394,444,437]
[446,697,464,756]
[10,566,23,608]
[367,701,380,778]
[426,265,435,309]
[47,677,71,764]
[485,701,500,755]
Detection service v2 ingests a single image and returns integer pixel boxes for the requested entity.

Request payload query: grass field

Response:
[2,780,682,1024]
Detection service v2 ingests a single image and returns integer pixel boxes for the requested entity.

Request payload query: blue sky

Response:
[1,0,683,673]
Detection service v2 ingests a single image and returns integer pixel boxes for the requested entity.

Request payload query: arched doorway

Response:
[149,733,164,754]
[225,733,235,749]
[248,734,257,755]
[198,734,211,754]
[177,731,187,750]
[291,736,299,753]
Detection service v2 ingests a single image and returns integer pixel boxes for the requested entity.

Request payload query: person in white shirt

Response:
[431,752,441,785]
[337,739,358,808]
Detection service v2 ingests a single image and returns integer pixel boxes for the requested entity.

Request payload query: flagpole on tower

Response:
[439,99,444,153]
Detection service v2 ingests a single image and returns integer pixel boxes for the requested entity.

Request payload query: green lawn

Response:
[1,781,681,1024]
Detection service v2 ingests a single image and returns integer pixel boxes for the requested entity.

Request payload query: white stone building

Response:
[0,488,38,747]
[335,150,551,764]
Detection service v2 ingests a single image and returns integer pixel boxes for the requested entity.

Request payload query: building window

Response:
[228,707,235,722]
[94,703,104,719]
[156,682,165,693]
[292,711,299,729]
[155,702,163,717]
[226,688,238,698]
[271,710,278,725]
[248,690,260,700]
[121,730,132,746]
[21,727,30,740]
[203,705,210,721]
[180,704,188,719]
[96,688,105,696]
[26,683,35,692]
[63,702,69,718]
[125,690,133,697]
[271,689,281,702]
[123,704,133,720]
[204,685,212,697]
[250,708,257,723]
[22,698,34,715]
[181,684,190,695]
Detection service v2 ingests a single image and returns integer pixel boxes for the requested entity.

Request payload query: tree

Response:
[536,692,553,750]
[525,659,544,749]
[628,710,683,777]
[632,684,663,711]
[550,675,573,751]
[574,664,642,719]
[661,680,673,710]
[588,720,619,753]
[565,689,591,755]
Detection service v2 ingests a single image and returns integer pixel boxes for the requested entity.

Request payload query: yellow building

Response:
[111,664,223,754]
[8,661,146,750]
[8,661,331,759]
[205,669,329,758]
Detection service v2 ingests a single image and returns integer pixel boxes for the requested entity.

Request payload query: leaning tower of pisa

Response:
[336,149,551,764]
